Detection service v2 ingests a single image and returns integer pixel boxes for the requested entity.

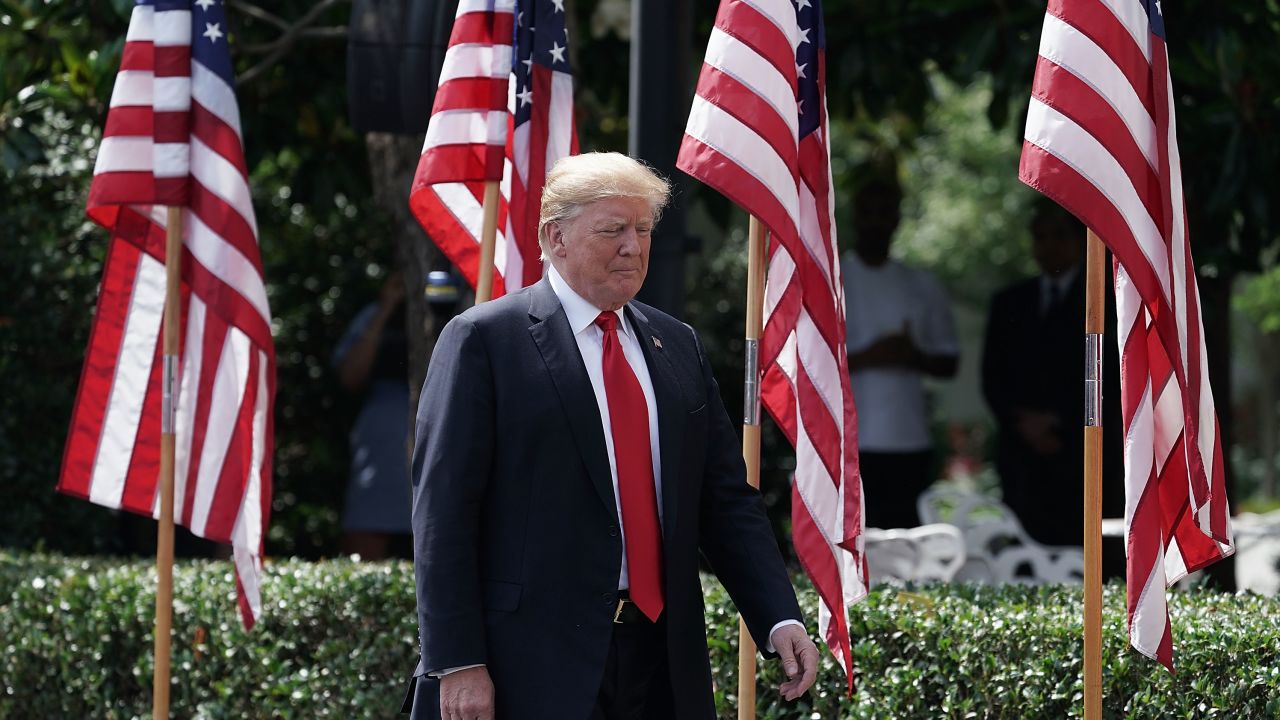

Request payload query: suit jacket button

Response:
[608,525,619,537]
[602,592,615,605]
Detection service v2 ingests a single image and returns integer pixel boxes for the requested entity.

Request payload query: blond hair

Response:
[537,152,671,254]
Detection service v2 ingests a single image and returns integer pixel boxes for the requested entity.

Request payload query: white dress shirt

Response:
[547,266,664,592]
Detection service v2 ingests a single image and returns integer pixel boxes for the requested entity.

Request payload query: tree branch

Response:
[230,0,348,87]
[227,0,289,31]
[242,26,347,55]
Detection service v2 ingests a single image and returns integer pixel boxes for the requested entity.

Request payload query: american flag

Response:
[58,0,274,628]
[1020,0,1234,669]
[678,0,865,686]
[409,0,578,296]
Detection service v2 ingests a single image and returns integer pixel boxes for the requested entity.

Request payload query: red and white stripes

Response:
[60,0,273,628]
[417,0,514,181]
[1019,0,1232,669]
[679,0,864,687]
[410,0,577,296]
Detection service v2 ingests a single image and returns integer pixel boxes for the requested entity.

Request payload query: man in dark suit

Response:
[403,152,818,720]
[982,205,1124,561]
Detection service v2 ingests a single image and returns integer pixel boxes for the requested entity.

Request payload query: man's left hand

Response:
[771,624,819,700]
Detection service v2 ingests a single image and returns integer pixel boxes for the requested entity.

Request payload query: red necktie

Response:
[594,311,664,621]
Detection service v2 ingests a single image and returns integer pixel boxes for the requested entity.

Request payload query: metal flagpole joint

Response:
[161,355,179,434]
[1084,334,1103,428]
[743,339,760,427]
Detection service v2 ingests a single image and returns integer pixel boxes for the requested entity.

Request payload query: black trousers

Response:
[859,449,936,530]
[590,615,673,720]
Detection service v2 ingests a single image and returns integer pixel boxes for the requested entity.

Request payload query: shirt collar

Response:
[1043,265,1080,293]
[547,265,630,338]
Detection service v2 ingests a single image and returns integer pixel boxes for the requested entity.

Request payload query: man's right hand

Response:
[439,666,494,720]
[851,327,921,370]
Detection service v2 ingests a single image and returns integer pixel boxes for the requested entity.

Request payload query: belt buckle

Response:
[613,597,630,624]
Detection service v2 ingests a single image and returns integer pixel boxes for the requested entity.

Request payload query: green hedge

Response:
[2,552,1278,719]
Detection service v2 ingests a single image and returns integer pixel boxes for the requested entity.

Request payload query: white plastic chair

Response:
[864,523,966,585]
[916,485,1085,585]
[1231,510,1280,595]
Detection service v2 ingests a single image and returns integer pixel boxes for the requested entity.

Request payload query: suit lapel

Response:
[527,281,617,516]
[625,303,683,541]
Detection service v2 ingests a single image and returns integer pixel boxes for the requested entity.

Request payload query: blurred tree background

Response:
[1,0,383,557]
[2,0,1278,562]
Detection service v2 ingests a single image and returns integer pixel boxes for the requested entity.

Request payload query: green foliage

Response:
[823,70,1039,307]
[1236,266,1280,334]
[820,0,1280,278]
[894,71,1039,307]
[1,0,134,554]
[3,552,1279,718]
[0,553,417,719]
[228,2,398,556]
[820,0,1042,130]
[4,0,1280,565]
[712,581,1280,719]
[249,149,391,556]
[0,0,387,557]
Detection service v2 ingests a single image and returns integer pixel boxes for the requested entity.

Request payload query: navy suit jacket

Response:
[981,271,1124,546]
[404,279,802,719]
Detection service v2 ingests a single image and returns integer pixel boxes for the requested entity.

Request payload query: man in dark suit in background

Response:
[403,152,818,720]
[982,205,1124,569]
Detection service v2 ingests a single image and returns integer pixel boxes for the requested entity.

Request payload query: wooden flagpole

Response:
[475,180,501,303]
[152,206,183,720]
[1082,228,1106,720]
[737,215,767,719]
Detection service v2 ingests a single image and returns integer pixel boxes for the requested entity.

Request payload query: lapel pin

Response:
[652,336,662,350]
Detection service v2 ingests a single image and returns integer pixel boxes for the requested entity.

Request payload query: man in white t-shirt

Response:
[841,177,958,529]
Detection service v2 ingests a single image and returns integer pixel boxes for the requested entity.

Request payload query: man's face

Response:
[1031,219,1084,276]
[852,185,902,261]
[548,196,653,311]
